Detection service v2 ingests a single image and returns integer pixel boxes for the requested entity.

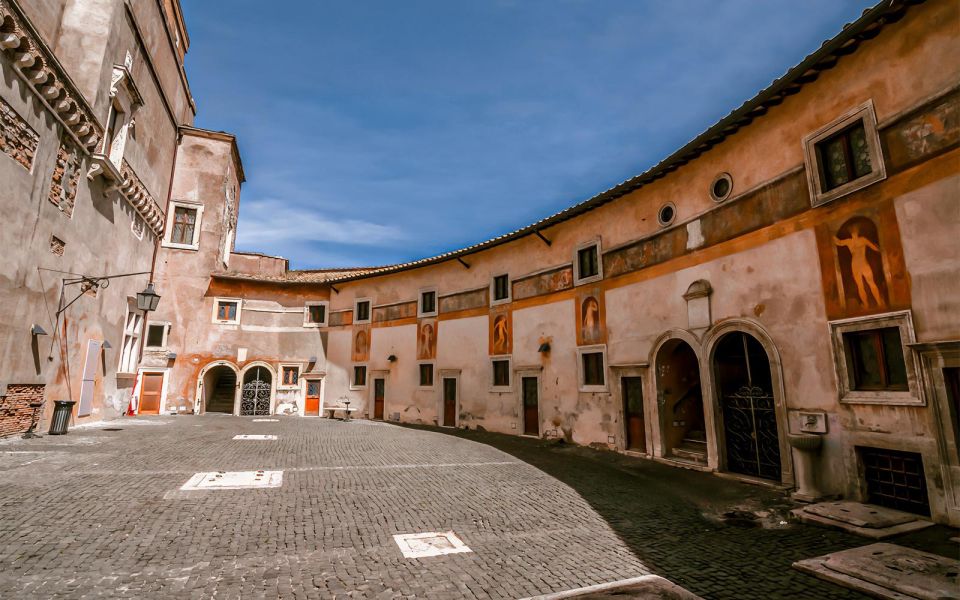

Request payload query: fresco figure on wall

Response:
[493,315,510,355]
[354,330,368,359]
[418,321,436,360]
[581,296,600,343]
[834,217,886,308]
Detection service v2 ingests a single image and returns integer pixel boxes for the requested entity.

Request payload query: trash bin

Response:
[48,400,75,435]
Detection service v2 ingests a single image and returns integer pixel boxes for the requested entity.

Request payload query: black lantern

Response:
[136,282,161,312]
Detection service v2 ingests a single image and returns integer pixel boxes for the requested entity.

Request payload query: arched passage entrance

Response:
[712,331,782,481]
[203,365,238,414]
[655,338,707,464]
[240,365,274,416]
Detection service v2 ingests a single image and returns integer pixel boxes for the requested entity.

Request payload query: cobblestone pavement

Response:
[0,418,955,599]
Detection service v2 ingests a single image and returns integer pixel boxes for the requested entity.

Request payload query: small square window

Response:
[420,290,437,316]
[145,323,166,348]
[305,302,327,326]
[492,359,511,388]
[582,352,605,387]
[843,327,908,392]
[355,300,371,323]
[816,121,873,192]
[574,241,602,285]
[419,363,434,387]
[171,206,198,245]
[216,300,238,322]
[492,274,510,303]
[281,366,300,387]
[353,365,367,387]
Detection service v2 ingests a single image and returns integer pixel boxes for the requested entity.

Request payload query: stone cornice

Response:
[0,0,102,152]
[117,159,165,236]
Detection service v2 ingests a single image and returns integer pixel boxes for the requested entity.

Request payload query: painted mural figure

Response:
[354,330,368,358]
[834,222,883,307]
[581,297,600,343]
[418,322,436,359]
[493,315,509,355]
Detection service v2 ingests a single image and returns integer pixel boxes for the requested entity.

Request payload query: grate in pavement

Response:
[393,531,472,559]
[180,470,283,490]
[232,434,278,440]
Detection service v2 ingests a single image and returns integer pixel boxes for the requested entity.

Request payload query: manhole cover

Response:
[232,434,278,440]
[180,470,283,490]
[393,531,472,558]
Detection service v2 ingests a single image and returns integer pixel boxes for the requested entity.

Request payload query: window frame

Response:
[418,287,438,318]
[573,239,603,286]
[577,345,609,392]
[829,310,921,406]
[162,200,204,250]
[490,273,511,306]
[418,362,435,388]
[353,298,372,325]
[278,363,302,390]
[303,301,329,328]
[211,297,242,325]
[350,364,368,390]
[143,321,170,349]
[803,100,886,207]
[490,356,512,392]
[117,302,144,375]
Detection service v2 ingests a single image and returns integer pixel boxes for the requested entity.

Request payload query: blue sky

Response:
[181,0,878,270]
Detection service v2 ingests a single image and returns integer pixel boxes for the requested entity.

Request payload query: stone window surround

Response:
[350,364,368,390]
[88,65,143,182]
[417,362,435,388]
[353,297,372,324]
[303,301,329,328]
[577,344,609,393]
[490,355,512,392]
[573,238,603,286]
[117,302,143,376]
[802,100,886,207]
[277,363,302,390]
[211,297,242,325]
[162,200,203,250]
[417,286,438,318]
[490,272,511,306]
[144,320,170,349]
[828,310,921,406]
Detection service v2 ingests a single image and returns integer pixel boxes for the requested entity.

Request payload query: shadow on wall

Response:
[403,424,953,600]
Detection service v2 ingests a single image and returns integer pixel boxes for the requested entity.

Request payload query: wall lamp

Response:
[387,354,397,363]
[31,324,48,336]
[102,340,112,349]
[538,342,551,353]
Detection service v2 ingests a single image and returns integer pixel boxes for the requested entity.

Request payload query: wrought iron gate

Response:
[240,368,272,416]
[722,384,781,480]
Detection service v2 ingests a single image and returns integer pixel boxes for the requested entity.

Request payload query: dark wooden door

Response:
[304,380,321,416]
[140,373,163,414]
[623,376,645,450]
[374,378,385,420]
[522,377,539,436]
[442,377,457,427]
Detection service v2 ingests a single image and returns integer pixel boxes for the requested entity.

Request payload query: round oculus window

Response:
[710,172,733,202]
[657,202,676,227]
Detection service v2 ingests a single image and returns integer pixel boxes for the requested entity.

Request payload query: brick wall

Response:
[0,385,45,437]
[0,97,39,171]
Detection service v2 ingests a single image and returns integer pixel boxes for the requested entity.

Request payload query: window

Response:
[163,201,204,250]
[212,298,241,324]
[304,302,328,327]
[144,322,168,349]
[577,346,608,391]
[657,202,677,227]
[354,299,371,324]
[353,365,367,387]
[829,310,919,405]
[118,306,143,374]
[803,101,885,207]
[103,103,123,158]
[419,289,437,317]
[492,359,511,389]
[491,274,510,304]
[843,327,908,392]
[280,365,300,388]
[419,363,434,387]
[574,241,602,285]
[710,172,733,202]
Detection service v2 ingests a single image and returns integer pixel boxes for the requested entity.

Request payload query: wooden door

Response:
[522,376,539,436]
[623,376,645,451]
[442,377,457,427]
[373,378,385,420]
[304,380,321,416]
[140,373,163,415]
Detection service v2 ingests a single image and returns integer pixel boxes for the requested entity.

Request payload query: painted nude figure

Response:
[582,297,600,341]
[834,223,883,307]
[419,322,435,358]
[493,315,509,354]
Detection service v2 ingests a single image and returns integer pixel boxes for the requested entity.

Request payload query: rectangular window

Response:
[816,120,873,192]
[216,300,238,322]
[493,274,510,302]
[171,206,198,245]
[582,352,605,386]
[353,365,367,387]
[420,290,436,315]
[492,359,511,388]
[144,323,166,348]
[419,363,434,387]
[118,308,143,374]
[575,241,602,284]
[103,104,122,156]
[281,365,300,387]
[843,327,908,392]
[306,303,326,325]
[355,300,370,323]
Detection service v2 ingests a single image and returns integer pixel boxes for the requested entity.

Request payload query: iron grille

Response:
[859,446,930,516]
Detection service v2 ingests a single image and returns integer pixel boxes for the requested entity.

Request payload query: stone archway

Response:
[197,361,240,415]
[654,336,707,465]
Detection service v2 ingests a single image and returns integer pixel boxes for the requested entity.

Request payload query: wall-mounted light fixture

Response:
[31,324,48,336]
[102,340,112,349]
[167,352,177,361]
[387,354,397,363]
[538,342,551,353]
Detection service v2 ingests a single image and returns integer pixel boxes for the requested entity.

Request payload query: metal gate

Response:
[860,446,930,515]
[240,368,272,416]
[721,385,781,480]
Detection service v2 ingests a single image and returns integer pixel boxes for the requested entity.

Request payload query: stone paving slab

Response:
[520,575,702,599]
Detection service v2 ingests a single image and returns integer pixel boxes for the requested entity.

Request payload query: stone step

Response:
[671,446,707,463]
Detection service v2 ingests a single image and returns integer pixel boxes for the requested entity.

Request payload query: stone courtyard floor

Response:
[0,416,955,599]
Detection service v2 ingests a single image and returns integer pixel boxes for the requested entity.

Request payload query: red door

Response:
[304,380,321,416]
[442,378,457,427]
[373,378,385,420]
[140,373,163,415]
[522,377,539,436]
[623,376,645,451]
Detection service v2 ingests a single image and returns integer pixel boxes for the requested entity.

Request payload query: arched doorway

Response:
[713,331,782,481]
[655,338,706,464]
[203,365,238,414]
[240,366,273,416]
